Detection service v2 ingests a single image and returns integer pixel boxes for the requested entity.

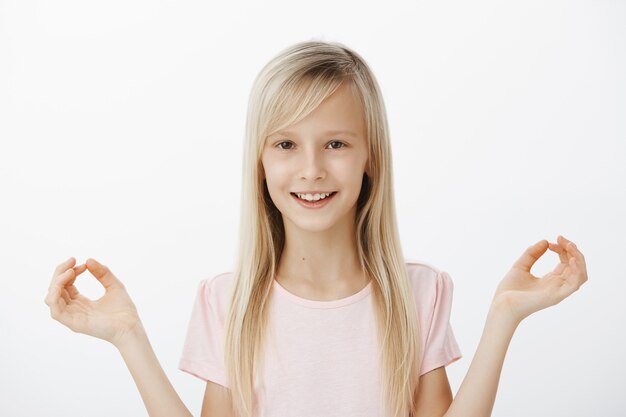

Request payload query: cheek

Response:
[333,157,365,179]
[265,165,289,181]
[263,164,292,194]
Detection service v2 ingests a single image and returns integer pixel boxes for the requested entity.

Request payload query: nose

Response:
[298,147,326,180]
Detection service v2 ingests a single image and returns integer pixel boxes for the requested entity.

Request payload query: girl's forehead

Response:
[272,95,366,137]
[261,79,368,150]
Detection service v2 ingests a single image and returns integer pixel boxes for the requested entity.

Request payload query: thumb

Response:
[512,239,549,272]
[85,258,124,290]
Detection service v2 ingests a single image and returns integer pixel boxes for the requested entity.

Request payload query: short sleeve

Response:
[178,278,230,388]
[419,270,463,376]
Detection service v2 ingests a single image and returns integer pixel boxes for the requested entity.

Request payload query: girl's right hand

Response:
[44,257,143,347]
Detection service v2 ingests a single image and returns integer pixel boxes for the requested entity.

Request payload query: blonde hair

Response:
[223,39,423,417]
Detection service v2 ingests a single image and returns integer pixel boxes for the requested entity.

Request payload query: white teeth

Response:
[295,192,332,201]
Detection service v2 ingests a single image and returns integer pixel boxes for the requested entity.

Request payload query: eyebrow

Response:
[275,129,359,138]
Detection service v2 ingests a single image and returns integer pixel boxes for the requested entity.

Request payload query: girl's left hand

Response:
[492,235,588,323]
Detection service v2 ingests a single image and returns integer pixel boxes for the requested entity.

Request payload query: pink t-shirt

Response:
[178,261,462,417]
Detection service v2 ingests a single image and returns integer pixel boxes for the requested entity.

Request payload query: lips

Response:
[290,191,337,201]
[290,191,337,207]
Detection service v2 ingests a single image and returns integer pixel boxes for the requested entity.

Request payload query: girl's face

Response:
[261,82,370,233]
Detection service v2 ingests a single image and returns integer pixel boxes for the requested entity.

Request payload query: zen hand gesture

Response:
[44,257,143,347]
[492,235,588,322]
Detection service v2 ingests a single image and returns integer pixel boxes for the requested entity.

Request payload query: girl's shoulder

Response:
[404,259,444,279]
[203,271,235,289]
[197,271,235,308]
[403,259,454,293]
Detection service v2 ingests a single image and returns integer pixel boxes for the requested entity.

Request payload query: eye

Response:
[327,140,346,150]
[276,141,294,150]
[275,140,347,150]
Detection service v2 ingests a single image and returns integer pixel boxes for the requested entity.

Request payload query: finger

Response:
[566,242,588,278]
[557,235,577,250]
[513,239,549,272]
[46,286,72,325]
[49,261,78,291]
[49,258,79,296]
[66,263,87,299]
[564,239,585,262]
[50,267,76,292]
[548,241,568,264]
[558,257,585,294]
[550,261,567,276]
[53,257,76,277]
[560,256,583,283]
[45,269,74,313]
[66,285,79,299]
[559,235,587,273]
[85,258,123,289]
[60,287,71,305]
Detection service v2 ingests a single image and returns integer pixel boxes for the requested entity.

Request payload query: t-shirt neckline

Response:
[272,278,373,309]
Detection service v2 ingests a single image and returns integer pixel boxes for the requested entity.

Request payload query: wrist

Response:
[113,320,148,352]
[488,300,523,329]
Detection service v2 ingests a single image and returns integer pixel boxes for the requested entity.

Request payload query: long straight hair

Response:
[223,39,423,417]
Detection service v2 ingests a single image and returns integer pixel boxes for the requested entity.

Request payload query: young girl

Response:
[44,40,588,417]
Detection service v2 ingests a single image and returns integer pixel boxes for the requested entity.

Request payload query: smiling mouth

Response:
[290,191,337,201]
[289,192,339,207]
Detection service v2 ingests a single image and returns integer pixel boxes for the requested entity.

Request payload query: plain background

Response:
[1,0,624,416]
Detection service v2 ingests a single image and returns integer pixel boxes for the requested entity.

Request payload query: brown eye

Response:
[275,140,346,150]
[276,141,294,150]
[327,140,346,149]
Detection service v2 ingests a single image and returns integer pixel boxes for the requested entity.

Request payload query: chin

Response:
[284,217,340,234]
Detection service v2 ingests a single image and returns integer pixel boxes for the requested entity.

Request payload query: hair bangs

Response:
[260,74,348,150]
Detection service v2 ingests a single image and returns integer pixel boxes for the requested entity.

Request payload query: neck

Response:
[276,216,368,291]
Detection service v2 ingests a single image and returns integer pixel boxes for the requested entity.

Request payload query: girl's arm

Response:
[116,323,194,417]
[444,236,587,417]
[442,303,519,417]
[44,257,194,417]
